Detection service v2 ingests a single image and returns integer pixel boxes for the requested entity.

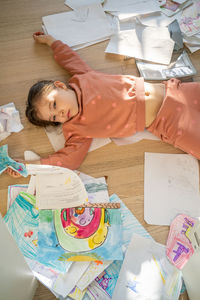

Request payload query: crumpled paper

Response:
[0,102,24,141]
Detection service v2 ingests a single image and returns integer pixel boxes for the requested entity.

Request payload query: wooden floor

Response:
[1,1,200,299]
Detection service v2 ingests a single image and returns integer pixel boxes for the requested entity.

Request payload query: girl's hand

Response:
[5,167,22,178]
[33,32,56,47]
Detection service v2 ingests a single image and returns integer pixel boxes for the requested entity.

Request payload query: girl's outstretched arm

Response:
[33,31,92,75]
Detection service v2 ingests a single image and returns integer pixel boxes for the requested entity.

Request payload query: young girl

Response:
[6,32,200,176]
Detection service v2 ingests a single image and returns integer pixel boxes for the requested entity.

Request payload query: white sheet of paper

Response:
[53,261,90,297]
[77,261,112,291]
[36,171,88,209]
[144,153,200,225]
[42,3,113,47]
[103,0,159,13]
[105,25,174,65]
[65,0,103,10]
[0,215,38,300]
[112,234,182,300]
[182,248,200,300]
[107,1,160,21]
[138,11,175,27]
[112,130,159,146]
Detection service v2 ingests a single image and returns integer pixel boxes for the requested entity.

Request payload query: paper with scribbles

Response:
[36,171,88,209]
[144,153,200,225]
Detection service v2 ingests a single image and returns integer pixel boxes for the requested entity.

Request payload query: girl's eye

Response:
[53,101,56,109]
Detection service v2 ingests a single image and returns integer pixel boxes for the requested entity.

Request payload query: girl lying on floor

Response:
[6,32,200,177]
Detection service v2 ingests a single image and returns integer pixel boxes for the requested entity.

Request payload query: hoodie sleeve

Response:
[40,133,92,170]
[51,40,92,75]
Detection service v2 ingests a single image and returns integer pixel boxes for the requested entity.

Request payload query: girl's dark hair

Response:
[26,80,60,127]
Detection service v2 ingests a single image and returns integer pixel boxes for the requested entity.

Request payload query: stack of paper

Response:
[4,174,183,299]
[42,3,114,50]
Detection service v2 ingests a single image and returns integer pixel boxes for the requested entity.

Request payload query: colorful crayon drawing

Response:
[4,192,71,272]
[4,192,38,261]
[161,0,179,11]
[179,1,200,36]
[56,207,109,252]
[7,184,28,208]
[37,203,123,263]
[166,214,196,269]
[68,286,87,300]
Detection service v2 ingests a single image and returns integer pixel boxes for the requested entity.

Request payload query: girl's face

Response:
[36,81,79,123]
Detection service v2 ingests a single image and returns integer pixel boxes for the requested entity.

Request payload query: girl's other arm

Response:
[40,136,92,170]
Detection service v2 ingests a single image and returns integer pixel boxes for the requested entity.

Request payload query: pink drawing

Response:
[166,214,197,269]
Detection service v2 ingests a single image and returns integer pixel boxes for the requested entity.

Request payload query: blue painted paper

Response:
[4,192,71,272]
[0,144,28,176]
[37,206,123,263]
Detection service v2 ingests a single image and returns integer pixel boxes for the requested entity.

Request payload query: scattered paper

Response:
[179,1,200,36]
[166,214,196,269]
[104,0,160,21]
[182,248,200,300]
[36,171,88,209]
[53,262,90,297]
[105,25,174,65]
[160,0,192,17]
[42,3,113,48]
[0,102,23,141]
[138,11,176,27]
[136,51,196,80]
[144,153,200,225]
[65,0,103,10]
[77,261,112,291]
[112,130,159,146]
[112,234,182,300]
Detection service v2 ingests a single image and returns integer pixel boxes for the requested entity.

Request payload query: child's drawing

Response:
[179,1,200,36]
[4,192,71,272]
[166,214,197,269]
[88,194,153,299]
[38,205,123,262]
[161,0,179,11]
[4,192,38,261]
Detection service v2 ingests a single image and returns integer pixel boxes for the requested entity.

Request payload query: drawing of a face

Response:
[54,207,109,252]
